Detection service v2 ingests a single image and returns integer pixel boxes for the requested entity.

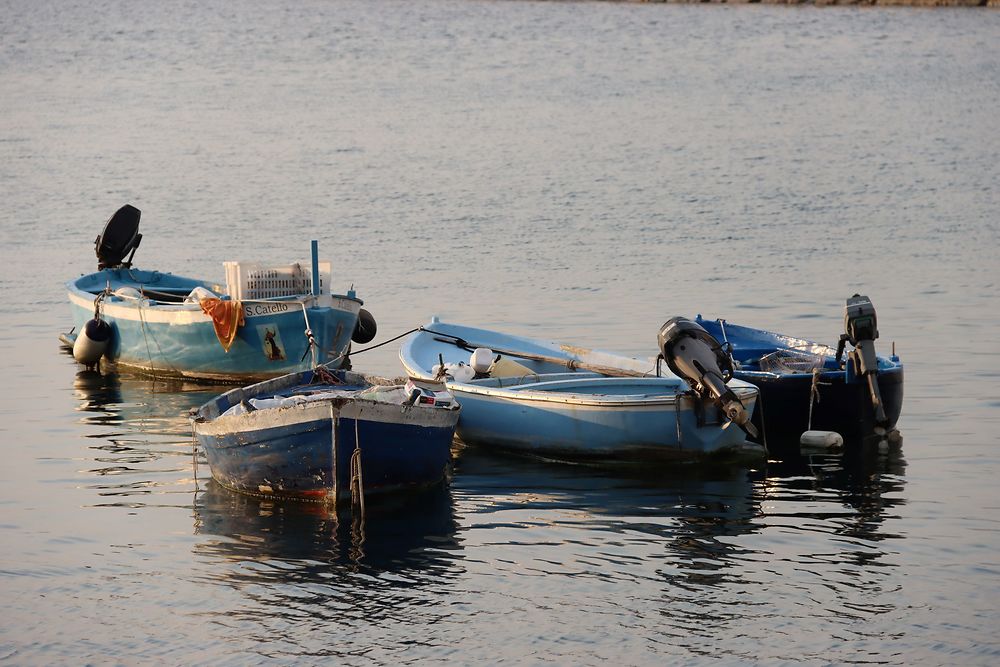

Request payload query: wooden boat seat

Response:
[488,357,536,379]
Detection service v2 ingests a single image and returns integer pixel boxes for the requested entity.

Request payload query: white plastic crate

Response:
[224,261,332,300]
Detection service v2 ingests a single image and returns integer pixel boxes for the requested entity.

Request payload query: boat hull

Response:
[68,268,361,382]
[192,370,459,501]
[738,366,904,445]
[447,380,755,462]
[400,321,761,463]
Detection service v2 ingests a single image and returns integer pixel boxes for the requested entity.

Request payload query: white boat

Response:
[399,319,761,463]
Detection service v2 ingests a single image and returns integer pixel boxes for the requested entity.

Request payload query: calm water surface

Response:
[1,1,999,664]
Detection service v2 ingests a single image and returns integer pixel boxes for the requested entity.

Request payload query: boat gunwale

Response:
[399,358,757,409]
[696,316,904,370]
[68,274,363,319]
[192,367,460,437]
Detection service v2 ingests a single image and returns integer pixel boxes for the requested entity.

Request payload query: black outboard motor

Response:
[658,317,758,437]
[836,294,887,427]
[95,204,142,269]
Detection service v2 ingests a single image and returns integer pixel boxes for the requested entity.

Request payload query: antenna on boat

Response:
[310,240,320,296]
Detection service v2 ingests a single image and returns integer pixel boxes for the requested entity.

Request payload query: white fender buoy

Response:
[73,318,113,367]
[449,362,475,383]
[470,348,494,374]
[800,430,844,449]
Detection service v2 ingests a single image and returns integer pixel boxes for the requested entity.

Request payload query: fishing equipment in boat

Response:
[66,205,365,381]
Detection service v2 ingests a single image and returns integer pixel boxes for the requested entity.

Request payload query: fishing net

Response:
[757,349,827,374]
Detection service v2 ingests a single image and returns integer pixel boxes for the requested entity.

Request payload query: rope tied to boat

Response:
[311,365,344,386]
[93,288,108,320]
[349,416,365,520]
[806,368,832,431]
[298,300,318,366]
[348,327,423,356]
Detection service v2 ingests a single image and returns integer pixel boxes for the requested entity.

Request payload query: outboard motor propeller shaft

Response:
[836,294,887,426]
[658,317,758,438]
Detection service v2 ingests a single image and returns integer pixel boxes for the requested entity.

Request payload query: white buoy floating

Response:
[800,430,844,449]
[72,317,113,368]
[431,360,476,383]
[800,368,842,450]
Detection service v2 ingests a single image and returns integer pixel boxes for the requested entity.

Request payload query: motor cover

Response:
[95,204,142,269]
[840,294,887,426]
[658,317,757,436]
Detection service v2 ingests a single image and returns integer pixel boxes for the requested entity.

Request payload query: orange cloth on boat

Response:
[200,298,245,352]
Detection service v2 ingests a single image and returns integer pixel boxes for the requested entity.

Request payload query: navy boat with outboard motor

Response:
[695,295,904,447]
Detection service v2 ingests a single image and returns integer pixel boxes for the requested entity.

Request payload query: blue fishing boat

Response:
[695,295,904,444]
[191,366,460,502]
[65,205,375,382]
[399,319,761,462]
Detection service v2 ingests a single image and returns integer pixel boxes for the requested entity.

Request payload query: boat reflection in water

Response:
[73,369,125,427]
[756,435,908,555]
[451,442,764,589]
[194,479,462,567]
[448,439,907,660]
[71,367,228,506]
[70,359,909,664]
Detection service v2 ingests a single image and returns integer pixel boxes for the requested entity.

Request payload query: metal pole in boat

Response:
[310,240,320,296]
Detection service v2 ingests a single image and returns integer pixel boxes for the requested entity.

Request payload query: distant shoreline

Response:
[628,0,998,6]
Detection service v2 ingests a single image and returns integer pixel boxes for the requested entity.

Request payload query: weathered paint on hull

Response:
[194,400,457,501]
[68,270,361,381]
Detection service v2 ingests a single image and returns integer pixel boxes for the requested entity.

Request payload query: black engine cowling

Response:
[95,204,142,270]
[658,316,757,437]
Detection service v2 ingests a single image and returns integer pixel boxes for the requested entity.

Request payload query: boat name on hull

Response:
[244,302,291,318]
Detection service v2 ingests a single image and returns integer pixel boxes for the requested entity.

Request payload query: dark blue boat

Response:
[695,297,903,446]
[191,367,460,502]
